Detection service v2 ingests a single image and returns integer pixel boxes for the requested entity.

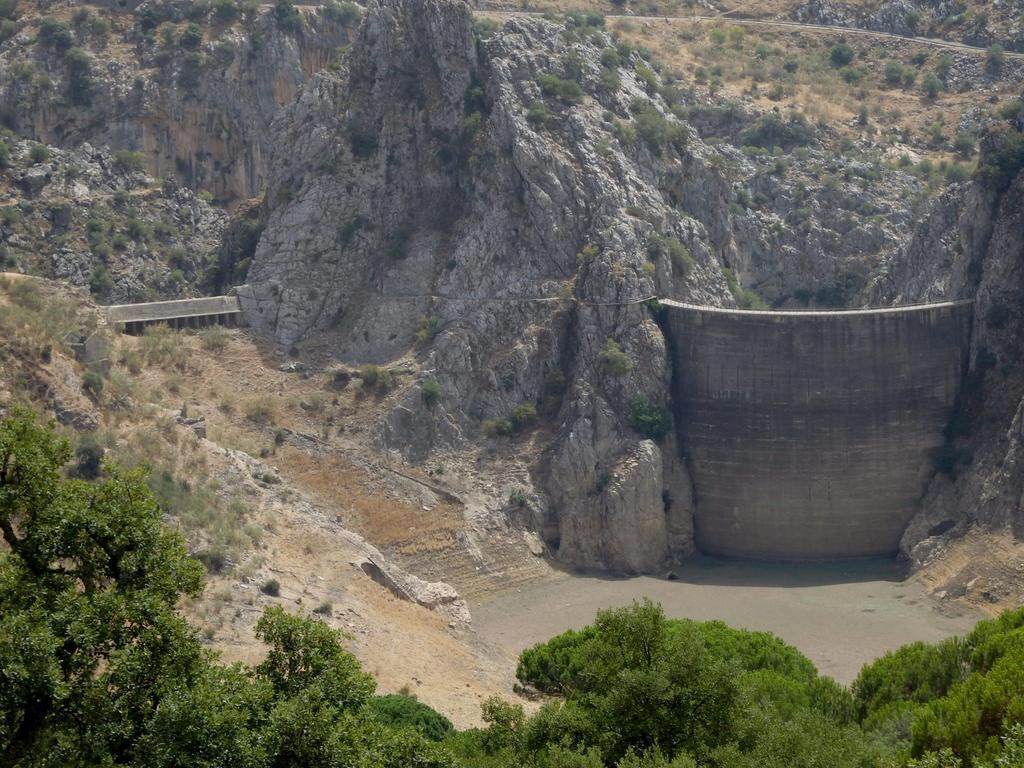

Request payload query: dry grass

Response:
[276,448,463,556]
[613,17,1017,153]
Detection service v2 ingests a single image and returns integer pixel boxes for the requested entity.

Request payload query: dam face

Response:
[664,300,973,560]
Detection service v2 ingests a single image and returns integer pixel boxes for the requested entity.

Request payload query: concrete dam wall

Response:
[664,300,973,560]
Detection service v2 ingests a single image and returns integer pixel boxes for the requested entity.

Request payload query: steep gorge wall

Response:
[667,301,973,560]
[872,121,1024,565]
[0,6,352,202]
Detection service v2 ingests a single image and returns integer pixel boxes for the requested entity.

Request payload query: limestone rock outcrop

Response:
[0,4,356,202]
[240,0,734,572]
[238,0,967,572]
[0,140,225,302]
[874,118,1024,563]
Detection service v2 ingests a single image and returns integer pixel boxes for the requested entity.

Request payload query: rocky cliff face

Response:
[1,139,225,302]
[241,0,714,572]
[239,0,935,572]
[872,108,1024,567]
[0,0,356,202]
[796,0,1024,52]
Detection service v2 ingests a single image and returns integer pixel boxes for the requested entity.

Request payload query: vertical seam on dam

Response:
[663,299,974,561]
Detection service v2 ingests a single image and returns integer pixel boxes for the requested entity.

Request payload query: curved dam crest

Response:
[663,299,974,561]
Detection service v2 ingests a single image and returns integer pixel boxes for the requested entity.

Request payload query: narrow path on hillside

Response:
[278,1,1023,58]
[482,6,1024,60]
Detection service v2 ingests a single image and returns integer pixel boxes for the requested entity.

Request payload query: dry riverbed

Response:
[472,557,980,684]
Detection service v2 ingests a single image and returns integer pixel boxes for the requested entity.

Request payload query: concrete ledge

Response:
[105,296,241,324]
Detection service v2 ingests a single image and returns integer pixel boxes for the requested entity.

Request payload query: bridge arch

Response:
[662,299,974,560]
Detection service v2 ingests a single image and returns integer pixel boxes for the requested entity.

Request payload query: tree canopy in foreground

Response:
[1,409,1022,767]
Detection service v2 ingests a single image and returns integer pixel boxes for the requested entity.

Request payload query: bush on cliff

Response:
[629,398,672,441]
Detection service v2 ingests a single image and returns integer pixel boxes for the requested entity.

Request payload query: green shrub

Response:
[649,235,694,276]
[357,363,395,392]
[38,17,73,52]
[996,100,1022,121]
[65,47,93,106]
[89,265,113,298]
[977,128,1024,194]
[598,338,632,376]
[614,118,637,146]
[482,418,513,436]
[367,694,454,741]
[322,0,361,25]
[260,578,280,596]
[538,74,583,105]
[598,68,621,94]
[273,0,302,33]
[414,315,441,346]
[526,101,548,127]
[840,65,863,84]
[600,47,621,68]
[199,324,229,351]
[632,105,686,156]
[853,638,965,722]
[82,369,105,398]
[112,149,147,172]
[952,133,976,159]
[212,0,240,23]
[73,434,105,479]
[829,42,855,67]
[985,44,1005,74]
[722,267,768,309]
[194,547,228,574]
[126,216,151,243]
[179,22,203,50]
[421,377,442,407]
[883,60,904,86]
[510,401,537,431]
[0,141,9,170]
[629,398,671,441]
[911,643,1024,760]
[739,112,814,151]
[29,143,50,164]
[922,72,942,99]
[945,163,971,184]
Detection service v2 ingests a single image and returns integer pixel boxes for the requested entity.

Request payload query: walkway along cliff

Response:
[663,299,974,560]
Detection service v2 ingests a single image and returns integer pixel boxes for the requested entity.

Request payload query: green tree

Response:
[922,72,942,99]
[513,600,737,763]
[0,410,459,768]
[367,694,454,741]
[0,409,206,765]
[65,47,93,106]
[599,338,633,376]
[830,42,855,67]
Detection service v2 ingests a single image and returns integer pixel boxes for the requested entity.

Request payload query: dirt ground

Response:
[472,557,981,684]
